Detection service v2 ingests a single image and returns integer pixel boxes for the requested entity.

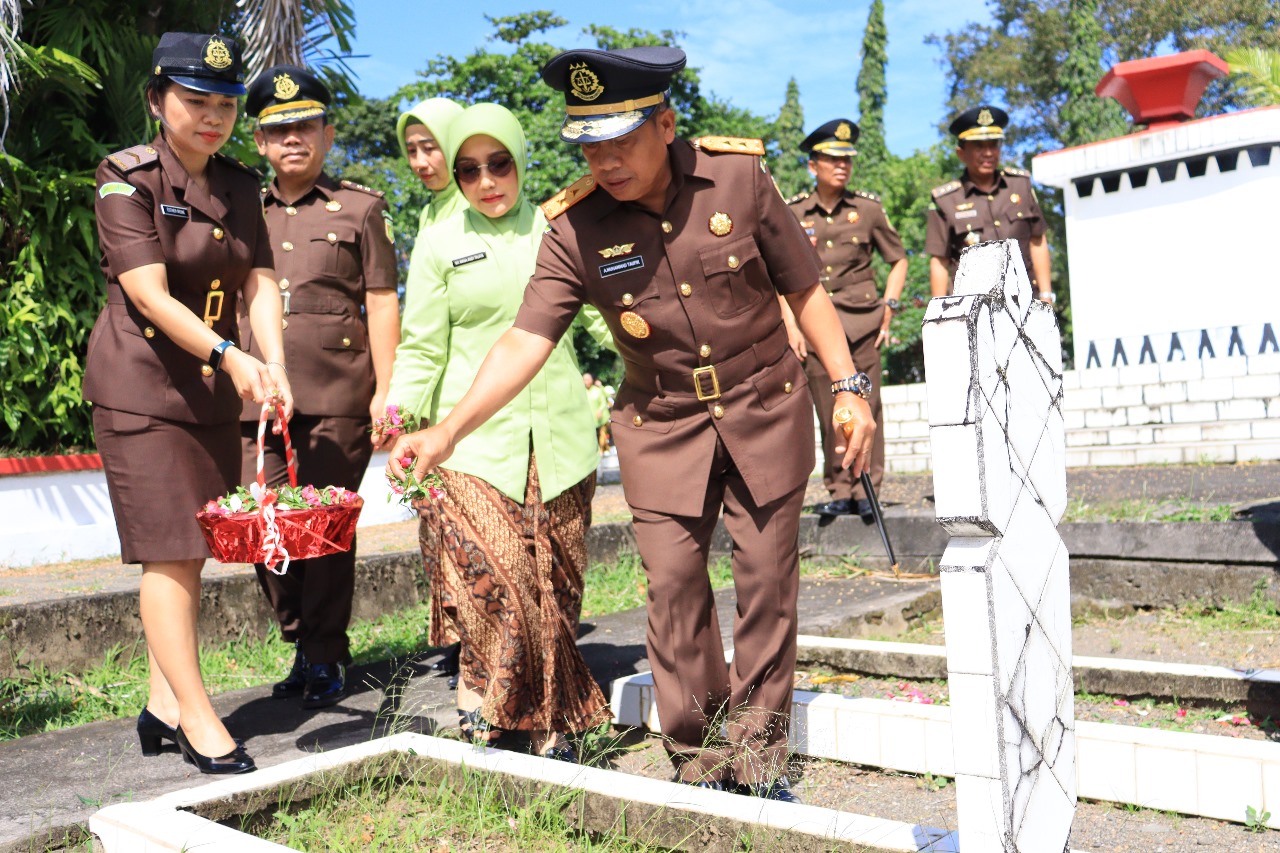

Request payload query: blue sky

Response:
[343,0,991,157]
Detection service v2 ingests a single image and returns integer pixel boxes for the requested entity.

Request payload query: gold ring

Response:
[269,388,281,398]
[833,406,854,424]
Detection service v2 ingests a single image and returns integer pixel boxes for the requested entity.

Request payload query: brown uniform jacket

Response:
[924,167,1046,285]
[84,135,273,424]
[239,173,397,419]
[514,140,821,517]
[787,188,906,342]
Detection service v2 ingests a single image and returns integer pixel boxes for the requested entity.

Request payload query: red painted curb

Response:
[0,454,104,476]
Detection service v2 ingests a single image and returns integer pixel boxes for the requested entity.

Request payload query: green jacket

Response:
[387,103,611,502]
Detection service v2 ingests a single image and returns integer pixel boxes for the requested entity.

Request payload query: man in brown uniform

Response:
[926,105,1053,302]
[239,66,400,709]
[387,47,875,800]
[786,119,907,520]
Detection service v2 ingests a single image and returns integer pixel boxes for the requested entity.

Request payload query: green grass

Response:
[582,554,733,618]
[250,759,662,852]
[1062,496,1236,523]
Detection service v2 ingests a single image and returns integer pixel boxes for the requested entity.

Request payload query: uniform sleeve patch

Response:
[98,182,137,198]
[382,209,395,245]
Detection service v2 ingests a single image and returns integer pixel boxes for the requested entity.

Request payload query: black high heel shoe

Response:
[136,708,178,757]
[174,726,257,775]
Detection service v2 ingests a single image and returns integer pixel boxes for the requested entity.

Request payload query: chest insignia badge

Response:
[847,210,860,224]
[1010,193,1021,204]
[619,311,651,339]
[964,231,982,246]
[956,202,975,211]
[708,212,733,237]
[598,243,635,259]
[325,200,342,212]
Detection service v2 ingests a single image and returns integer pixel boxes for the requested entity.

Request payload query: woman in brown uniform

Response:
[84,32,292,774]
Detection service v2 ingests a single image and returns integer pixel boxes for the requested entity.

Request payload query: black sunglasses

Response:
[453,153,516,185]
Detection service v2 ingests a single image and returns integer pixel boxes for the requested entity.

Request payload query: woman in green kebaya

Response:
[386,103,612,761]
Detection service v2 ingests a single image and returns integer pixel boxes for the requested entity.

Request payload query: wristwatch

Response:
[209,340,237,372]
[831,372,873,400]
[1037,291,1056,304]
[885,298,901,311]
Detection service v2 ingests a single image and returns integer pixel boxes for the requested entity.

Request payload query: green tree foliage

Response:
[1059,0,1128,147]
[1228,47,1280,105]
[855,0,889,168]
[769,78,808,199]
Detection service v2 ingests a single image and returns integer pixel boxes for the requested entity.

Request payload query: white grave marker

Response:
[922,240,1076,852]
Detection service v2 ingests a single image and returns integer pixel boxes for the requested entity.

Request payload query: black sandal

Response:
[457,708,498,746]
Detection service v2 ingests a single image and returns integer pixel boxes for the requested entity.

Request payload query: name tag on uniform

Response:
[954,210,977,219]
[599,256,645,278]
[452,252,487,267]
[161,204,190,219]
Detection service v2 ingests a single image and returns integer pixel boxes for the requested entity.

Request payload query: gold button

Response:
[210,278,221,290]
[987,195,994,201]
[699,344,711,358]
[1017,211,1024,218]
[342,336,351,347]
[661,221,672,234]
[200,364,213,377]
[212,227,224,241]
[825,265,833,273]
[282,318,289,330]
[825,216,833,224]
[622,293,634,307]
[633,415,643,427]
[783,381,793,393]
[994,220,1001,227]
[679,283,692,297]
[727,255,739,269]
[286,206,297,216]
[327,232,338,243]
[282,241,294,252]
[278,278,290,290]
[712,404,725,419]
[827,290,835,296]
[143,326,155,338]
[825,240,834,249]
[851,237,860,244]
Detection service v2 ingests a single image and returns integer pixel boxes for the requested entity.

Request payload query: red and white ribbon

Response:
[255,400,295,574]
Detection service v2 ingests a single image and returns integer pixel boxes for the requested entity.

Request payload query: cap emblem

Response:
[835,122,852,141]
[977,108,994,127]
[273,73,300,100]
[204,37,233,71]
[569,62,605,102]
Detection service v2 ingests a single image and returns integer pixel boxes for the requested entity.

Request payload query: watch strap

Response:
[209,340,236,372]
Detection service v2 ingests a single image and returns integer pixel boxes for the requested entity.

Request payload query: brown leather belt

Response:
[624,323,790,401]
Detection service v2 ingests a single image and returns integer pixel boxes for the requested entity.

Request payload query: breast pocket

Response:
[306,225,361,280]
[699,235,766,318]
[320,321,368,354]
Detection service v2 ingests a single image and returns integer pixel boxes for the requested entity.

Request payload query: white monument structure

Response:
[924,239,1076,852]
[1031,51,1280,369]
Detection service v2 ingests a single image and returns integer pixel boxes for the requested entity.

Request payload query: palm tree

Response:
[236,0,355,84]
[0,0,21,151]
[1227,47,1280,106]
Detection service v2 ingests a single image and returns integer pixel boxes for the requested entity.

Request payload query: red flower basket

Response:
[197,402,362,574]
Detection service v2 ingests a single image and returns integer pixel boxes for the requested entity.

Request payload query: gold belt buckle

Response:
[692,365,720,401]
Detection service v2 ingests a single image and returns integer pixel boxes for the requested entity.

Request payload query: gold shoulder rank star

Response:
[598,243,635,258]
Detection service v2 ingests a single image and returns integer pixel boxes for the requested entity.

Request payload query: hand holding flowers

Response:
[370,404,418,449]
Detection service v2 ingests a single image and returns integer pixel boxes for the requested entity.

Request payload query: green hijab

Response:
[396,97,465,225]
[446,102,530,219]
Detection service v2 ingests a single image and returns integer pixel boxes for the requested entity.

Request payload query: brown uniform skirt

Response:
[93,406,240,564]
[416,456,610,734]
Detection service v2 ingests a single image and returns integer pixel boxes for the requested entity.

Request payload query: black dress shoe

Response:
[813,498,855,516]
[272,645,308,699]
[302,662,346,709]
[678,778,731,792]
[174,726,256,775]
[540,743,578,763]
[432,643,461,676]
[740,777,801,803]
[136,708,178,756]
[854,498,875,521]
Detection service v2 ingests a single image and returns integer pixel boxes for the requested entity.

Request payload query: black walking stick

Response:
[859,471,899,578]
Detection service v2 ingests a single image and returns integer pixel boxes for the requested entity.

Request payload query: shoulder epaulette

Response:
[691,136,766,156]
[340,179,385,198]
[931,180,962,199]
[785,190,810,205]
[105,144,159,173]
[541,175,596,221]
[1002,166,1030,178]
[214,153,263,179]
[854,189,881,203]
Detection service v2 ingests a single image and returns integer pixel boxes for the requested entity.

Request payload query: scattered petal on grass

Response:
[1113,699,1130,707]
[1176,708,1187,718]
